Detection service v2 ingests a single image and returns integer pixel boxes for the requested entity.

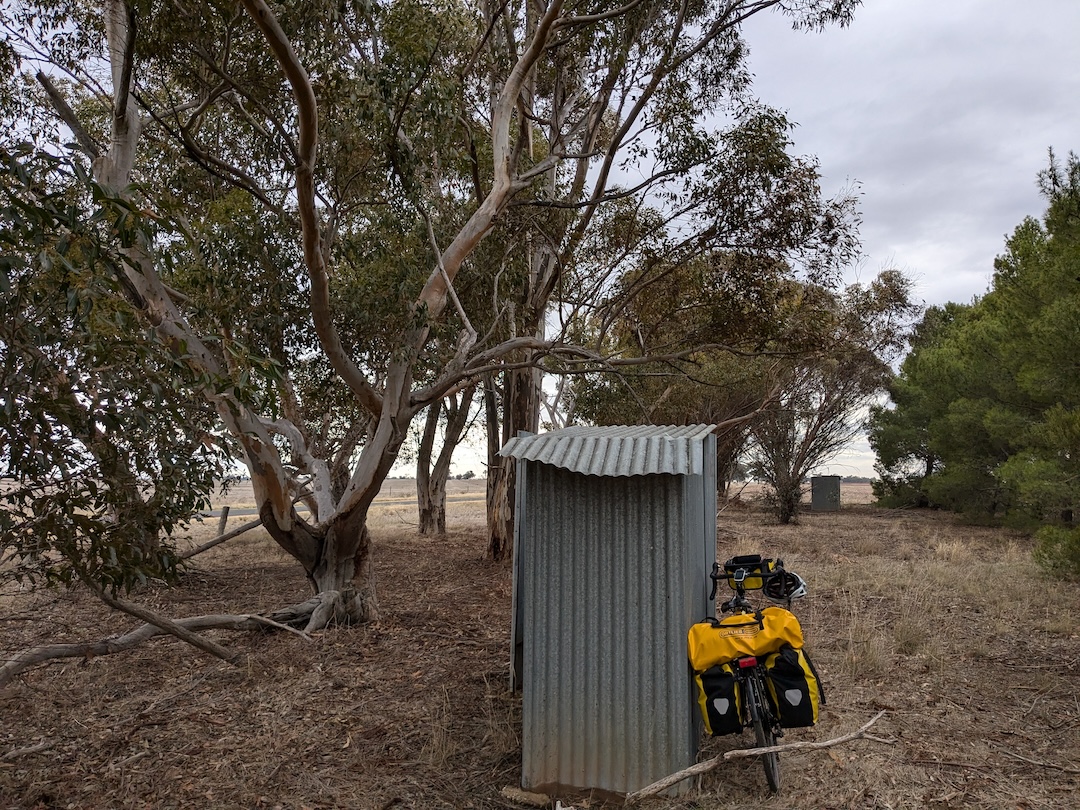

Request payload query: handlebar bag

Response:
[722,555,778,590]
[763,644,825,727]
[693,661,743,735]
[687,606,805,671]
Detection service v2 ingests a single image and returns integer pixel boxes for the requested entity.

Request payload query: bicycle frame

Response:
[708,559,784,793]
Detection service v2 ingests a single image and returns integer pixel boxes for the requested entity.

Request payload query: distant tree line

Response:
[572,265,917,523]
[869,151,1080,577]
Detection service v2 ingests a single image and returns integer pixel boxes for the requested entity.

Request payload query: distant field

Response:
[194,477,875,559]
[732,481,874,506]
[212,476,488,509]
[212,478,873,508]
[202,477,490,543]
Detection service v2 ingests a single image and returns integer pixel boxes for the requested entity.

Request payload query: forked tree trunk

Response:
[416,417,447,536]
[417,402,443,534]
[417,385,477,536]
[76,0,550,631]
[417,483,448,535]
[260,503,379,625]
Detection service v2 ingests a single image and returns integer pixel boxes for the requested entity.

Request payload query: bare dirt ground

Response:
[2,482,1078,809]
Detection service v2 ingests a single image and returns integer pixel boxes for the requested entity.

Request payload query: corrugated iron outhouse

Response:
[500,424,717,797]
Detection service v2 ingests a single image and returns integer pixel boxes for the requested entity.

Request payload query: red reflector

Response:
[738,656,758,669]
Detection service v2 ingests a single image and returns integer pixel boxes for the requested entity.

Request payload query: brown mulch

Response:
[2,506,1079,809]
[1,528,517,810]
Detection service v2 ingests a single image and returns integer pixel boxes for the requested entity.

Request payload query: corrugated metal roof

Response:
[500,424,716,477]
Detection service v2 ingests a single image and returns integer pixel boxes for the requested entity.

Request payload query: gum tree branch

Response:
[239,0,383,418]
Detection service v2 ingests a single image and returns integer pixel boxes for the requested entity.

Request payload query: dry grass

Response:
[2,486,1079,810]
[695,500,1080,809]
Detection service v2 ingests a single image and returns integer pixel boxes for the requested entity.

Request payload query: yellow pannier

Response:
[693,661,743,735]
[687,606,805,672]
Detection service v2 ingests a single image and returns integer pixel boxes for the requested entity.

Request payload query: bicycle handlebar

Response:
[709,558,785,601]
[709,562,721,600]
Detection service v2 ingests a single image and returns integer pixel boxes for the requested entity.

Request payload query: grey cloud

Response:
[739,0,1080,309]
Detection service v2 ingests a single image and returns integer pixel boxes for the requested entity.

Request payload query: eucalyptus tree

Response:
[415,382,478,535]
[570,250,800,494]
[745,270,918,523]
[480,60,863,558]
[0,148,232,595]
[1,0,864,633]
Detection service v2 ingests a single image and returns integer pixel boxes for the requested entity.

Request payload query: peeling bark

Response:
[416,400,443,535]
[486,364,540,560]
[486,460,515,561]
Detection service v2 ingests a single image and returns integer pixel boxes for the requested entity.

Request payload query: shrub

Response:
[871,472,930,508]
[1033,525,1080,579]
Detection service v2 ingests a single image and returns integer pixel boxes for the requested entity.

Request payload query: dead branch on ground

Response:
[2,739,57,760]
[0,612,312,688]
[86,579,241,664]
[1000,749,1080,775]
[625,711,890,803]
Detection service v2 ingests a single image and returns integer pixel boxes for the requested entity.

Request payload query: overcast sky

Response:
[743,0,1080,310]
[739,0,1080,476]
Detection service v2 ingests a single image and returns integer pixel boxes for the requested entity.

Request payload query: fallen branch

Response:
[625,711,889,803]
[2,739,56,760]
[242,614,315,642]
[110,749,151,769]
[910,759,993,770]
[85,579,241,665]
[723,712,893,759]
[179,516,264,560]
[0,612,310,689]
[999,749,1080,776]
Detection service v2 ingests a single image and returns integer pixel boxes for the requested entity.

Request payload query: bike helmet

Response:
[763,569,808,604]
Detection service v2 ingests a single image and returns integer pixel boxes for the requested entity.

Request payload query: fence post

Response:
[217,505,230,536]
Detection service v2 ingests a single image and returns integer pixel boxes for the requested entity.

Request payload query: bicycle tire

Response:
[745,673,781,793]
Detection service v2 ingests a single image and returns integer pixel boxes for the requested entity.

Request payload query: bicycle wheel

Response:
[745,673,781,793]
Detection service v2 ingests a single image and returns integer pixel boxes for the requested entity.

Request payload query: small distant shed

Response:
[500,424,717,797]
[811,475,842,512]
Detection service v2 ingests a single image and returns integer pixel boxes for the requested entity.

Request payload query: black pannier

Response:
[763,644,825,728]
[693,662,743,735]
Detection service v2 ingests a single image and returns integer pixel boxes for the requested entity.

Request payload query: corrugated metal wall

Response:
[514,445,715,796]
